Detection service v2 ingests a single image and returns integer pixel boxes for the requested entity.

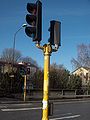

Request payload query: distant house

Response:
[18,61,37,76]
[0,61,38,90]
[0,61,37,75]
[72,67,90,87]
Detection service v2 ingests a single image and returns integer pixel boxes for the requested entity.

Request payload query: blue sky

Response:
[0,0,90,72]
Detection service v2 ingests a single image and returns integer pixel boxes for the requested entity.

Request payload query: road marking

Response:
[0,103,32,109]
[50,114,80,120]
[8,103,33,107]
[60,113,72,116]
[1,107,42,112]
[53,113,72,117]
[0,105,7,108]
[52,113,72,118]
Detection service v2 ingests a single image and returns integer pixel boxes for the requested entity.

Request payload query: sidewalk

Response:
[0,95,90,104]
[0,97,42,104]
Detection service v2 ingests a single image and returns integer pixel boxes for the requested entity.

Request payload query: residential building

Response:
[72,67,90,87]
[0,61,37,90]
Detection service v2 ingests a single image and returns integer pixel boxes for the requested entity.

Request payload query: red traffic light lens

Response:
[27,3,37,14]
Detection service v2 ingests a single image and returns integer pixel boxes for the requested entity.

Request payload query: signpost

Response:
[24,75,27,102]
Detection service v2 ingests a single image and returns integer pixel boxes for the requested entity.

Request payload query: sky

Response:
[0,0,90,72]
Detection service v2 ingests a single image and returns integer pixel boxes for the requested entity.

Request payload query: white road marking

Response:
[0,103,32,109]
[1,107,42,112]
[0,105,7,108]
[8,103,33,107]
[50,114,80,120]
[53,113,72,117]
[60,113,72,116]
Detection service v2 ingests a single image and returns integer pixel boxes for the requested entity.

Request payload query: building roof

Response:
[72,66,90,74]
[0,61,37,68]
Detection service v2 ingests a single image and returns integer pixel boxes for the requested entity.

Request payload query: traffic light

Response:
[48,20,61,48]
[19,67,26,75]
[27,67,30,75]
[25,0,42,42]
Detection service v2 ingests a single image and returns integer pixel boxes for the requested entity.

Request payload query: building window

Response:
[86,73,88,81]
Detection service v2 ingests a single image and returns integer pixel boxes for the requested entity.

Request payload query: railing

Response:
[0,89,90,100]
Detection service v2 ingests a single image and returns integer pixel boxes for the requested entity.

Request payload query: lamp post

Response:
[12,24,27,100]
[13,24,27,65]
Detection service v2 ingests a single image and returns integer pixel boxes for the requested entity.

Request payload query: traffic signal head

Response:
[27,67,30,75]
[25,0,42,42]
[48,20,61,48]
[19,67,26,75]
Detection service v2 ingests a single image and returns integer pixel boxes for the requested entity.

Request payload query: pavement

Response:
[0,97,42,104]
[1,96,90,105]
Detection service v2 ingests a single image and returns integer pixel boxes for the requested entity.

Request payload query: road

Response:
[0,99,90,120]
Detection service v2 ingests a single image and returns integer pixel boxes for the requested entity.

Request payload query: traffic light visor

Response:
[25,27,36,37]
[26,14,36,26]
[27,3,37,14]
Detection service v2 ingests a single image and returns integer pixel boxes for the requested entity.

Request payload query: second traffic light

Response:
[48,20,61,48]
[27,67,30,75]
[25,0,42,42]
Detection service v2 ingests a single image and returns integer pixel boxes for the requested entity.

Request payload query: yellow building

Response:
[72,67,90,87]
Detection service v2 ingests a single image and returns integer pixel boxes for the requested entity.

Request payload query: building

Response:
[0,61,37,74]
[72,67,90,87]
[0,61,37,90]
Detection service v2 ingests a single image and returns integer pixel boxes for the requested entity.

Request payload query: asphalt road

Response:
[0,99,90,120]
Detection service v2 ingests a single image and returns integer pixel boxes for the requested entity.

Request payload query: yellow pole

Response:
[24,75,27,102]
[42,44,52,120]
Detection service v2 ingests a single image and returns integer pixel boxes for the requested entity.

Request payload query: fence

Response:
[26,89,90,100]
[0,89,90,100]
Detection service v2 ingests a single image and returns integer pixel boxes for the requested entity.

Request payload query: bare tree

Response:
[20,56,38,67]
[71,44,90,69]
[0,48,22,63]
